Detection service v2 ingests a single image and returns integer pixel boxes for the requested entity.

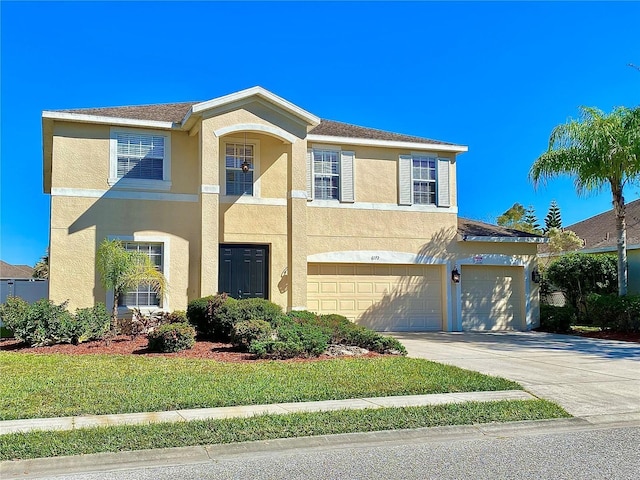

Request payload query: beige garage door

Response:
[307,263,443,331]
[461,265,524,331]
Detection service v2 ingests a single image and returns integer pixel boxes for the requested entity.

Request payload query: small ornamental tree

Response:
[546,253,617,317]
[547,228,583,254]
[96,239,167,331]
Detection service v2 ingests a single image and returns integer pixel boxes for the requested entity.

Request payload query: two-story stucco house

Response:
[42,86,543,331]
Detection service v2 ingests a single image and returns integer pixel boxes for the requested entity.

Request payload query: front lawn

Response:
[0,353,521,421]
[0,400,569,461]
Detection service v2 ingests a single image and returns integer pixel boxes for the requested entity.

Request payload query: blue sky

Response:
[1,1,639,266]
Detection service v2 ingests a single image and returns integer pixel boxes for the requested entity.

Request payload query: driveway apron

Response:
[392,332,640,420]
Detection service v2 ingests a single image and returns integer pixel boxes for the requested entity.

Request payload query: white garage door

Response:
[307,263,443,331]
[461,265,524,331]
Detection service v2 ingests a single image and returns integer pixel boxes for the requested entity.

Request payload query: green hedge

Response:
[586,294,640,332]
[538,305,576,334]
[0,297,109,347]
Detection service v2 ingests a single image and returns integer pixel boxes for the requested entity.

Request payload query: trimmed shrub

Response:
[587,294,640,332]
[231,319,273,350]
[0,297,29,333]
[73,303,110,343]
[250,320,330,359]
[538,305,576,334]
[4,298,75,347]
[287,310,319,323]
[187,294,238,340]
[164,310,187,323]
[236,298,283,325]
[147,322,196,352]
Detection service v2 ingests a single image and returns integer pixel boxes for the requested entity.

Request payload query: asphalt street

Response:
[30,425,640,480]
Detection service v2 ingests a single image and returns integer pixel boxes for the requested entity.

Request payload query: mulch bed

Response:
[0,335,382,362]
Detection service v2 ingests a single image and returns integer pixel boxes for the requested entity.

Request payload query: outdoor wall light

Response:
[531,268,541,284]
[451,268,461,283]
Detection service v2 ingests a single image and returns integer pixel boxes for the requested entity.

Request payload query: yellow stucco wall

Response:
[46,100,538,330]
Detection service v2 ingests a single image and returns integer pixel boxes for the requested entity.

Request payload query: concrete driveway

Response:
[392,332,640,422]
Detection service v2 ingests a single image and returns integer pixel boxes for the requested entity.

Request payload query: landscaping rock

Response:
[325,344,370,357]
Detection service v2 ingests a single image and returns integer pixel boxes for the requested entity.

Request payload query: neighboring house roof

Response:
[0,261,34,279]
[566,199,640,250]
[458,218,546,242]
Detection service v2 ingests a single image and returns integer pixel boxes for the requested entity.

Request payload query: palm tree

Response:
[96,239,167,331]
[530,106,640,296]
[32,250,49,279]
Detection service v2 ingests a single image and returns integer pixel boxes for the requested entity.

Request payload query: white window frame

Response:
[411,154,437,205]
[105,234,171,314]
[311,145,341,201]
[221,137,261,198]
[109,127,172,191]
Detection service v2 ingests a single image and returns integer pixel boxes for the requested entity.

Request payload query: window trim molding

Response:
[410,153,437,206]
[105,234,171,314]
[109,127,172,190]
[311,146,341,201]
[221,136,261,197]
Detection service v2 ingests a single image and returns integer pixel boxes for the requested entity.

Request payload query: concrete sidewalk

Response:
[0,390,534,435]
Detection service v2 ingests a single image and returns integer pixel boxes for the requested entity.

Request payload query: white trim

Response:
[214,123,298,143]
[307,250,448,265]
[105,234,171,313]
[308,200,457,213]
[289,190,308,199]
[51,187,198,203]
[290,306,308,312]
[200,184,220,194]
[454,255,533,332]
[307,134,468,153]
[220,196,287,206]
[188,86,321,126]
[109,127,172,189]
[42,111,175,130]
[461,235,549,244]
[107,179,172,191]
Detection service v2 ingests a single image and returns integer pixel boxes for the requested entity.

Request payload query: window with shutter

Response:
[398,154,451,207]
[310,148,356,202]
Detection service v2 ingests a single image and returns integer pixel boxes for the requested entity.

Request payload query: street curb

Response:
[4,416,639,479]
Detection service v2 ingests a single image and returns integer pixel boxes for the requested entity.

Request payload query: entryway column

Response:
[287,139,308,310]
[200,125,220,296]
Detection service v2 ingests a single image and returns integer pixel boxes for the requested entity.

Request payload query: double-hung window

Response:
[313,149,340,200]
[109,129,171,189]
[118,242,163,308]
[412,155,437,205]
[398,154,450,207]
[225,143,254,196]
[307,148,355,203]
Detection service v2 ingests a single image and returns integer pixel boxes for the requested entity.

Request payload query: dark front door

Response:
[219,244,269,299]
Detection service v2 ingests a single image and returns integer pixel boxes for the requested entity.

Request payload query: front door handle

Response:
[238,289,243,298]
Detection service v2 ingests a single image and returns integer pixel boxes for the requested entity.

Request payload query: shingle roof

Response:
[0,261,34,279]
[566,199,640,249]
[52,102,459,146]
[309,119,456,146]
[57,102,198,123]
[458,218,543,239]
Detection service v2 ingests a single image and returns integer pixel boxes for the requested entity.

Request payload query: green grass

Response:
[0,400,569,461]
[0,353,521,421]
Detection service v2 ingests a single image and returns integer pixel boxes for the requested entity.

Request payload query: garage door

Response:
[461,265,524,331]
[307,263,443,331]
